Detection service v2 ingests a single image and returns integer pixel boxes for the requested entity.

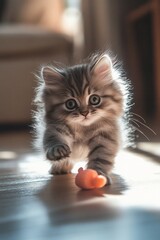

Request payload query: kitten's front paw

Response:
[46,144,71,161]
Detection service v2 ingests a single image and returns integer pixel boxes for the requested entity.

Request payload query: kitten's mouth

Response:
[71,113,97,125]
[82,116,89,121]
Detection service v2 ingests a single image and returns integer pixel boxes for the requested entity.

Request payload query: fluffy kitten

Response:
[34,53,131,184]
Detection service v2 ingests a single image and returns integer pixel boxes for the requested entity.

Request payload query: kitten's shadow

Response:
[76,173,128,200]
[38,173,128,225]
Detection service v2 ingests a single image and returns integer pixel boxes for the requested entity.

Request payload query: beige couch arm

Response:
[0,25,73,124]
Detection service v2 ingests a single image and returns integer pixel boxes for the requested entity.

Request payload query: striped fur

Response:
[34,53,132,183]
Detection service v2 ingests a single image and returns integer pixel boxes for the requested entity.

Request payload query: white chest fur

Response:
[70,142,89,162]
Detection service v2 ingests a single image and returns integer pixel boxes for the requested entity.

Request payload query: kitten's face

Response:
[63,92,105,126]
[62,87,122,126]
[42,55,124,126]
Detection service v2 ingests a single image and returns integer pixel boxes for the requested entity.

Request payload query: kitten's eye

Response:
[89,94,101,106]
[65,99,77,110]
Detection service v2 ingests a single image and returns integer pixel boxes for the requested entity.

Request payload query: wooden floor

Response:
[0,130,160,240]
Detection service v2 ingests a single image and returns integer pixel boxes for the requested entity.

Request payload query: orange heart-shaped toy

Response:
[75,167,107,190]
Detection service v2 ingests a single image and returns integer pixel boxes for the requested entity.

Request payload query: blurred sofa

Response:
[0,0,73,124]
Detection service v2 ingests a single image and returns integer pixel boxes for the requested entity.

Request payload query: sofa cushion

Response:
[2,0,63,31]
[0,25,72,56]
[3,0,48,24]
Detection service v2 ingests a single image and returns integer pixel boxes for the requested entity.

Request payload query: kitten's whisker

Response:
[133,118,156,135]
[131,119,140,128]
[128,103,135,108]
[133,125,150,141]
[130,112,146,123]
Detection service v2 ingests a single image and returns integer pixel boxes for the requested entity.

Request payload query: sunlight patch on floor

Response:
[137,142,160,156]
[115,150,160,183]
[0,151,18,159]
[18,153,51,174]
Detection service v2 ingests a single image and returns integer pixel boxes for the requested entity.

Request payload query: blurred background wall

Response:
[0,0,159,141]
[82,0,160,141]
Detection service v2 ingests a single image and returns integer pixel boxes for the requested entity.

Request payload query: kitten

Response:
[34,53,131,184]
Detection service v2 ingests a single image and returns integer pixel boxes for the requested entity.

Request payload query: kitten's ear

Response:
[92,54,112,76]
[41,66,63,85]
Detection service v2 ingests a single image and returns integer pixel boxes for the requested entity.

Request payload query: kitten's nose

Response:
[80,110,89,117]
